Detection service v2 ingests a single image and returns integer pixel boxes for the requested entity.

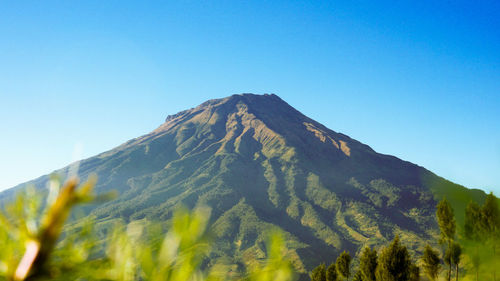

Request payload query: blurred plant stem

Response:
[14,175,99,280]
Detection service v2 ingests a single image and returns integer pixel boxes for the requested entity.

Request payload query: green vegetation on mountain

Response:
[1,94,495,279]
[309,195,500,281]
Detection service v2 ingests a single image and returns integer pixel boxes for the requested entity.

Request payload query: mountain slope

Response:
[2,93,487,274]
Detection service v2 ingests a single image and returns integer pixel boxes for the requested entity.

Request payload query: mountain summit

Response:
[3,93,485,274]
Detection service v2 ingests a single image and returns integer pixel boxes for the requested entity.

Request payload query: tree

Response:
[376,235,412,281]
[336,251,351,281]
[482,192,500,281]
[444,247,452,281]
[358,247,377,281]
[409,263,420,281]
[463,193,500,281]
[326,263,338,281]
[449,242,461,281]
[437,198,456,281]
[422,244,441,281]
[483,192,500,236]
[465,201,485,281]
[437,198,456,242]
[311,263,327,281]
[465,201,484,241]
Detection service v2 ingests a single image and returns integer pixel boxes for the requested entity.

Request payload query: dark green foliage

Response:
[436,198,456,242]
[449,242,461,281]
[336,251,351,281]
[358,247,377,281]
[482,193,500,266]
[464,201,483,281]
[326,263,337,281]
[422,244,441,281]
[376,236,412,281]
[482,192,500,236]
[465,201,483,281]
[465,201,484,241]
[312,238,424,281]
[464,193,500,281]
[311,264,326,281]
[483,192,500,229]
[444,248,452,281]
[482,193,500,281]
[437,198,456,281]
[409,263,420,281]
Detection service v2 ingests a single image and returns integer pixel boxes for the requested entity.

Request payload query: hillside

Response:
[1,93,487,275]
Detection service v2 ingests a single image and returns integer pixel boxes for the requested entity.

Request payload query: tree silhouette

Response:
[376,236,412,281]
[465,201,486,281]
[422,244,441,281]
[311,263,326,281]
[437,198,456,281]
[482,192,500,281]
[336,251,351,281]
[326,262,337,281]
[409,263,420,281]
[449,242,461,281]
[358,247,377,281]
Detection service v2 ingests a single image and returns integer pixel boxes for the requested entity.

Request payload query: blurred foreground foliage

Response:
[0,176,295,281]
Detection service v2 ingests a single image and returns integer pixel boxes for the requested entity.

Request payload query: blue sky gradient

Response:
[0,1,499,194]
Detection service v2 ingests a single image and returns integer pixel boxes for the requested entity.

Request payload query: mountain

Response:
[2,93,487,276]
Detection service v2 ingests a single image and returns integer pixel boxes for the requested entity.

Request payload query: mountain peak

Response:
[198,93,286,110]
[165,93,281,122]
[225,92,281,101]
[157,93,360,160]
[161,93,297,134]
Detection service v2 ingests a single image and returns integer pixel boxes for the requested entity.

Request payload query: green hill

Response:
[1,93,487,276]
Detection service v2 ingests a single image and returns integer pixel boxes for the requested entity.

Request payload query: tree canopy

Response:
[358,247,377,281]
[310,263,326,281]
[376,236,413,281]
[336,251,351,281]
[422,244,441,281]
[326,263,337,281]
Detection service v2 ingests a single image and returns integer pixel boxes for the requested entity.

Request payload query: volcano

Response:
[3,93,486,274]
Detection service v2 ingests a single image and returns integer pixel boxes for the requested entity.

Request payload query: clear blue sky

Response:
[0,1,499,195]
